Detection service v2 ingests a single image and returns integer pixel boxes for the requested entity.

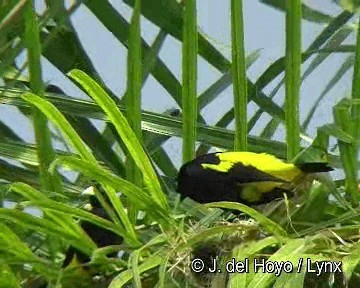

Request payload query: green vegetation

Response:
[0,0,360,287]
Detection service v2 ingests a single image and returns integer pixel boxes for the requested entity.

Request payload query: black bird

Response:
[177,152,333,205]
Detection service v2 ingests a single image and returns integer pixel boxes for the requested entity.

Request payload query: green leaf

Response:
[285,0,302,159]
[3,87,348,163]
[126,0,143,188]
[0,208,88,248]
[9,182,95,250]
[231,0,247,150]
[109,255,163,288]
[205,202,288,238]
[333,99,359,205]
[0,223,58,279]
[0,265,20,288]
[22,92,97,162]
[24,1,62,194]
[52,155,171,228]
[273,271,305,288]
[68,69,169,212]
[342,243,360,279]
[182,0,198,162]
[248,238,307,287]
[230,237,281,286]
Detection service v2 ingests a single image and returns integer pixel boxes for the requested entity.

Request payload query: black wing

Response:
[227,162,290,184]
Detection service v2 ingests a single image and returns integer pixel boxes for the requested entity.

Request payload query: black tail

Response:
[297,162,333,173]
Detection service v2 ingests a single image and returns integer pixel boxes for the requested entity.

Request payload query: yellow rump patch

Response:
[240,182,289,202]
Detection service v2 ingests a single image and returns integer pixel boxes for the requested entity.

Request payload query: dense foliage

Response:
[0,0,360,287]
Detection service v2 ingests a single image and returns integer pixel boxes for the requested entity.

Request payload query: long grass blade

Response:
[333,99,359,206]
[68,69,169,211]
[126,0,143,222]
[24,1,62,193]
[21,93,139,241]
[285,0,302,159]
[231,0,247,151]
[351,17,360,161]
[182,0,198,162]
